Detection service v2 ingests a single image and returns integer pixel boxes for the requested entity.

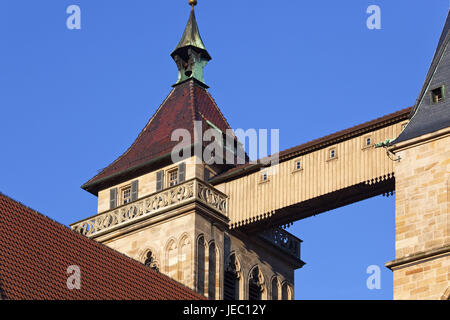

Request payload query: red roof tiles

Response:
[0,193,205,300]
[82,79,232,195]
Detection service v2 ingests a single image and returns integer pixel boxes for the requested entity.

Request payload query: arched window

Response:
[197,236,205,295]
[144,250,159,272]
[271,277,279,300]
[165,239,177,280]
[282,282,292,300]
[249,266,263,300]
[178,235,191,286]
[208,242,216,299]
[224,253,240,300]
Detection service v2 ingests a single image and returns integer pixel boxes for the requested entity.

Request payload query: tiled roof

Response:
[278,106,412,160]
[210,106,412,184]
[82,79,232,195]
[0,192,204,300]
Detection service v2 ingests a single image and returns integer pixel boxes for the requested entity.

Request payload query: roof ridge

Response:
[279,106,412,158]
[210,106,412,184]
[204,89,234,135]
[189,79,198,123]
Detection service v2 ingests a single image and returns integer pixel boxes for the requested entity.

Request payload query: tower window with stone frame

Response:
[121,186,132,205]
[168,169,179,187]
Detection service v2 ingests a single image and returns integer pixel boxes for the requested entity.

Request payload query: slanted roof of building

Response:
[394,10,450,144]
[82,79,232,195]
[0,192,205,300]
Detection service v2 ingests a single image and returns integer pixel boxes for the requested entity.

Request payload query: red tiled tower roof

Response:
[0,192,205,300]
[82,79,232,195]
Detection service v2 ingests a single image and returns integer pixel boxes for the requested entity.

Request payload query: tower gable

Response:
[394,11,450,144]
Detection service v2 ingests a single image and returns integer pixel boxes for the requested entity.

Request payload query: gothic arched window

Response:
[144,250,159,272]
[197,236,205,295]
[282,282,292,300]
[165,239,177,280]
[224,253,240,300]
[249,266,263,300]
[271,277,279,300]
[208,242,216,299]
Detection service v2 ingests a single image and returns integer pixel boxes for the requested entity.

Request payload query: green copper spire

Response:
[171,4,211,86]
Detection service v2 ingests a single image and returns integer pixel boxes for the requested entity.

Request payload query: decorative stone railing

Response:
[259,228,302,260]
[70,179,227,238]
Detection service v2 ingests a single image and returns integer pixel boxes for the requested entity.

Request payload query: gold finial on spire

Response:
[189,0,197,7]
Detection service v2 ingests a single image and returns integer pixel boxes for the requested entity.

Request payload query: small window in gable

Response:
[329,148,337,160]
[260,171,269,183]
[363,136,372,149]
[431,86,445,104]
[293,158,303,172]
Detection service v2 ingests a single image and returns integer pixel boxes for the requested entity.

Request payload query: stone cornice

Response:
[385,244,450,270]
[388,127,450,153]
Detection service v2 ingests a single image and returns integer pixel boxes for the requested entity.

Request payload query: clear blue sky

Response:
[0,1,448,300]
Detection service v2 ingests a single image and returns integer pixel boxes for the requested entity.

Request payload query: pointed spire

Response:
[171,1,211,86]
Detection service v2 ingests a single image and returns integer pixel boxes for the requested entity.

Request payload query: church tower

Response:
[72,1,304,300]
[386,11,450,300]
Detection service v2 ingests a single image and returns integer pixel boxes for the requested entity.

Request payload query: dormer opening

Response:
[431,86,445,103]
